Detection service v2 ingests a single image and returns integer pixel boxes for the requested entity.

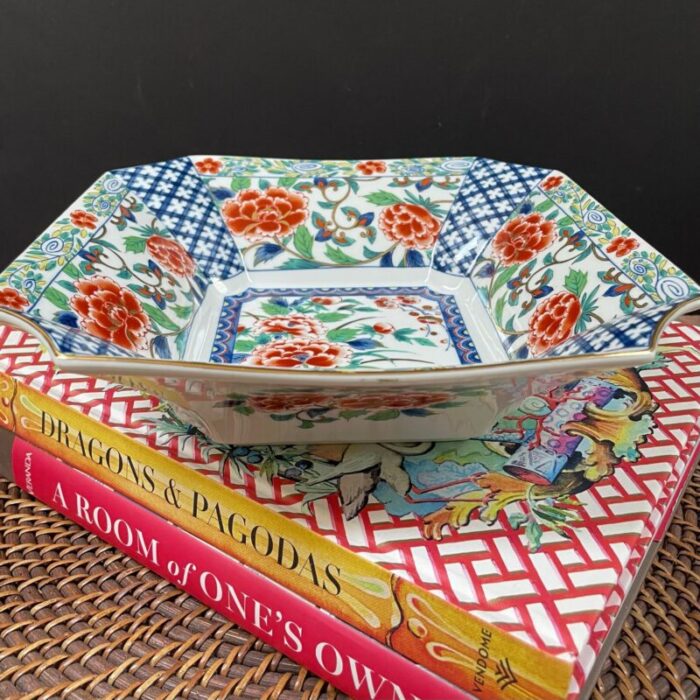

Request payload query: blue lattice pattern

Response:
[432,158,549,277]
[541,304,675,358]
[30,316,139,358]
[111,158,243,280]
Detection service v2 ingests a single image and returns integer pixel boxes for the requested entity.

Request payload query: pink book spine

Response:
[10,436,469,700]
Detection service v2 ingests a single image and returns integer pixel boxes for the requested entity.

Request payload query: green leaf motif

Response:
[364,191,403,206]
[315,312,350,323]
[564,269,588,297]
[404,192,445,218]
[44,286,70,311]
[124,236,148,254]
[325,246,362,266]
[128,283,149,298]
[278,176,298,188]
[431,400,467,409]
[175,330,189,358]
[279,258,321,270]
[327,327,359,342]
[141,303,181,332]
[412,337,437,347]
[230,176,252,191]
[366,409,401,421]
[293,225,314,259]
[172,304,193,319]
[233,405,254,416]
[339,408,367,420]
[394,328,417,342]
[261,300,290,316]
[270,413,295,421]
[580,285,600,317]
[62,263,82,280]
[494,296,506,325]
[491,264,519,294]
[233,339,256,353]
[574,246,593,263]
[534,199,554,213]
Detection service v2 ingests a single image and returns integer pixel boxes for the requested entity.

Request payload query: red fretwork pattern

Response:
[1,323,699,695]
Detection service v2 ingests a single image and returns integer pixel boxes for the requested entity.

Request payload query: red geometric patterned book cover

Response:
[0,321,699,699]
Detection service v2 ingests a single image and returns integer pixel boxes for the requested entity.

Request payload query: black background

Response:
[1,0,699,278]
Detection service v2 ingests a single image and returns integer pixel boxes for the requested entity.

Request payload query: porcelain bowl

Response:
[1,155,698,445]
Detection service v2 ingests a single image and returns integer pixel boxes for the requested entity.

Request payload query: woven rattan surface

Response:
[0,468,698,700]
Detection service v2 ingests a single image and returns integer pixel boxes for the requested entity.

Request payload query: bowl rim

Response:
[2,296,699,386]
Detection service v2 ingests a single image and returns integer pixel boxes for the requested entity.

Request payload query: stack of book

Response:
[1,320,699,700]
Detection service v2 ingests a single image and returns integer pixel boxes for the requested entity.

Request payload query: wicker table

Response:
[0,467,698,700]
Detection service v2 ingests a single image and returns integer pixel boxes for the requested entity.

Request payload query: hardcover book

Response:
[2,433,463,700]
[1,321,699,699]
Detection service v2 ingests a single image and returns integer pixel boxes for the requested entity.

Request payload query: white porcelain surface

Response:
[1,156,697,443]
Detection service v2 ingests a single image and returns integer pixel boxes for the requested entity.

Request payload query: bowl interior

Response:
[1,155,698,373]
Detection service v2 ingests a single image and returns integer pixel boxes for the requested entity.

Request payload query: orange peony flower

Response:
[0,287,29,311]
[194,157,223,174]
[355,160,387,175]
[492,213,556,266]
[606,236,639,258]
[527,291,581,355]
[249,393,330,413]
[245,338,350,368]
[379,203,441,250]
[374,296,398,309]
[541,174,564,191]
[70,277,150,351]
[222,187,308,242]
[70,210,98,230]
[146,235,196,276]
[338,391,452,411]
[253,313,325,337]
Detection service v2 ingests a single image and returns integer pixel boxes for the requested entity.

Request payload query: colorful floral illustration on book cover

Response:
[153,355,662,551]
